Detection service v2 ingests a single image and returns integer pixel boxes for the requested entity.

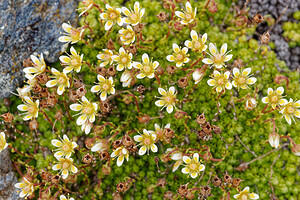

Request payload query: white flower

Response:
[261,87,286,109]
[202,43,233,69]
[111,47,133,71]
[97,49,114,67]
[17,96,39,121]
[111,146,129,166]
[81,121,93,135]
[16,85,31,100]
[154,123,170,142]
[166,43,189,68]
[245,97,257,110]
[134,129,158,155]
[14,177,35,198]
[185,30,207,53]
[23,54,46,80]
[60,46,83,73]
[120,70,134,87]
[51,134,78,158]
[269,133,280,148]
[91,139,110,152]
[279,98,300,125]
[232,67,257,90]
[233,187,259,199]
[78,0,94,17]
[100,4,123,30]
[122,1,145,26]
[192,68,205,84]
[181,153,205,178]
[155,87,177,113]
[175,1,197,25]
[0,132,8,153]
[52,157,78,179]
[70,96,98,126]
[46,68,70,95]
[133,53,159,79]
[60,194,75,200]
[58,23,84,44]
[119,25,136,45]
[91,75,115,101]
[207,70,232,93]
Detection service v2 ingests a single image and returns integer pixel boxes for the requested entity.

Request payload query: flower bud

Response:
[69,90,79,102]
[177,77,188,88]
[196,113,206,125]
[200,186,211,198]
[107,66,116,77]
[166,65,176,74]
[123,94,133,104]
[212,176,221,187]
[41,170,52,182]
[192,68,204,84]
[157,178,167,188]
[291,144,300,156]
[223,172,232,184]
[269,133,280,148]
[36,73,49,84]
[47,92,58,107]
[113,192,123,200]
[76,86,87,98]
[163,0,175,10]
[94,125,105,135]
[73,78,84,88]
[112,139,122,149]
[1,112,14,123]
[85,138,95,149]
[51,175,61,184]
[29,119,39,131]
[40,88,49,98]
[137,114,150,124]
[116,182,126,192]
[163,191,173,200]
[253,13,264,24]
[260,32,270,44]
[232,178,243,188]
[245,97,257,110]
[137,85,145,93]
[23,57,33,67]
[107,38,115,50]
[133,23,144,33]
[177,184,188,196]
[212,125,222,134]
[102,163,111,175]
[99,150,110,161]
[122,134,133,147]
[32,84,42,93]
[3,98,10,106]
[157,12,168,22]
[174,110,185,119]
[82,153,94,164]
[173,21,183,31]
[97,66,107,76]
[55,109,63,121]
[127,44,137,55]
[233,58,244,68]
[100,101,110,113]
[208,0,217,13]
[121,71,134,87]
[185,190,195,199]
[156,66,164,75]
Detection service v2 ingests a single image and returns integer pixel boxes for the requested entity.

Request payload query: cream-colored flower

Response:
[58,23,84,44]
[96,49,114,67]
[245,97,257,110]
[154,123,170,142]
[51,134,78,158]
[120,70,134,87]
[261,87,285,109]
[192,68,205,84]
[207,70,232,93]
[133,53,159,79]
[16,85,31,100]
[169,150,183,172]
[112,47,133,71]
[60,194,75,200]
[119,25,136,45]
[17,96,39,121]
[0,132,8,153]
[52,157,78,179]
[269,133,280,148]
[91,75,115,101]
[134,129,158,156]
[78,0,94,17]
[181,153,205,179]
[122,1,145,26]
[23,54,46,80]
[175,1,197,25]
[279,98,300,125]
[155,87,177,113]
[81,121,93,135]
[234,187,259,199]
[111,146,129,166]
[100,4,123,30]
[70,96,98,126]
[14,177,35,198]
[232,67,257,90]
[185,31,207,53]
[46,68,70,95]
[202,43,233,69]
[91,139,110,152]
[166,43,190,67]
[60,46,83,73]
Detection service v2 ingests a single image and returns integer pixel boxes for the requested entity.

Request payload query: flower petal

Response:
[51,139,62,147]
[202,58,213,64]
[76,114,87,126]
[138,146,147,155]
[220,43,227,55]
[117,155,125,166]
[166,105,173,113]
[207,79,216,86]
[246,77,257,85]
[181,167,190,174]
[151,144,158,153]
[267,88,273,95]
[262,97,269,104]
[172,43,180,53]
[155,100,164,107]
[209,43,217,56]
[191,172,198,179]
[182,156,191,164]
[276,87,284,95]
[166,55,175,62]
[169,86,175,95]
[70,104,83,111]
[242,68,251,76]
[142,53,149,64]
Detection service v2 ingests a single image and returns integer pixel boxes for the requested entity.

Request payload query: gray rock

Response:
[0,149,22,200]
[0,0,78,99]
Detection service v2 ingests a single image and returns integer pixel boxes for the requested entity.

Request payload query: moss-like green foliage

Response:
[1,0,299,199]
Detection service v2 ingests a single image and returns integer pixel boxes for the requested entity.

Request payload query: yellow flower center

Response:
[102,83,110,90]
[121,57,128,64]
[185,13,192,21]
[83,104,94,115]
[71,58,80,66]
[194,41,201,50]
[125,32,132,39]
[110,12,117,19]
[240,194,248,200]
[130,13,138,21]
[237,77,246,85]
[217,78,225,85]
[62,144,71,152]
[189,163,197,171]
[176,53,184,61]
[143,65,151,73]
[165,95,173,103]
[62,160,71,169]
[287,106,294,114]
[214,54,223,64]
[271,95,278,102]
[143,138,151,145]
[71,29,81,41]
[104,54,110,60]
[58,76,66,84]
